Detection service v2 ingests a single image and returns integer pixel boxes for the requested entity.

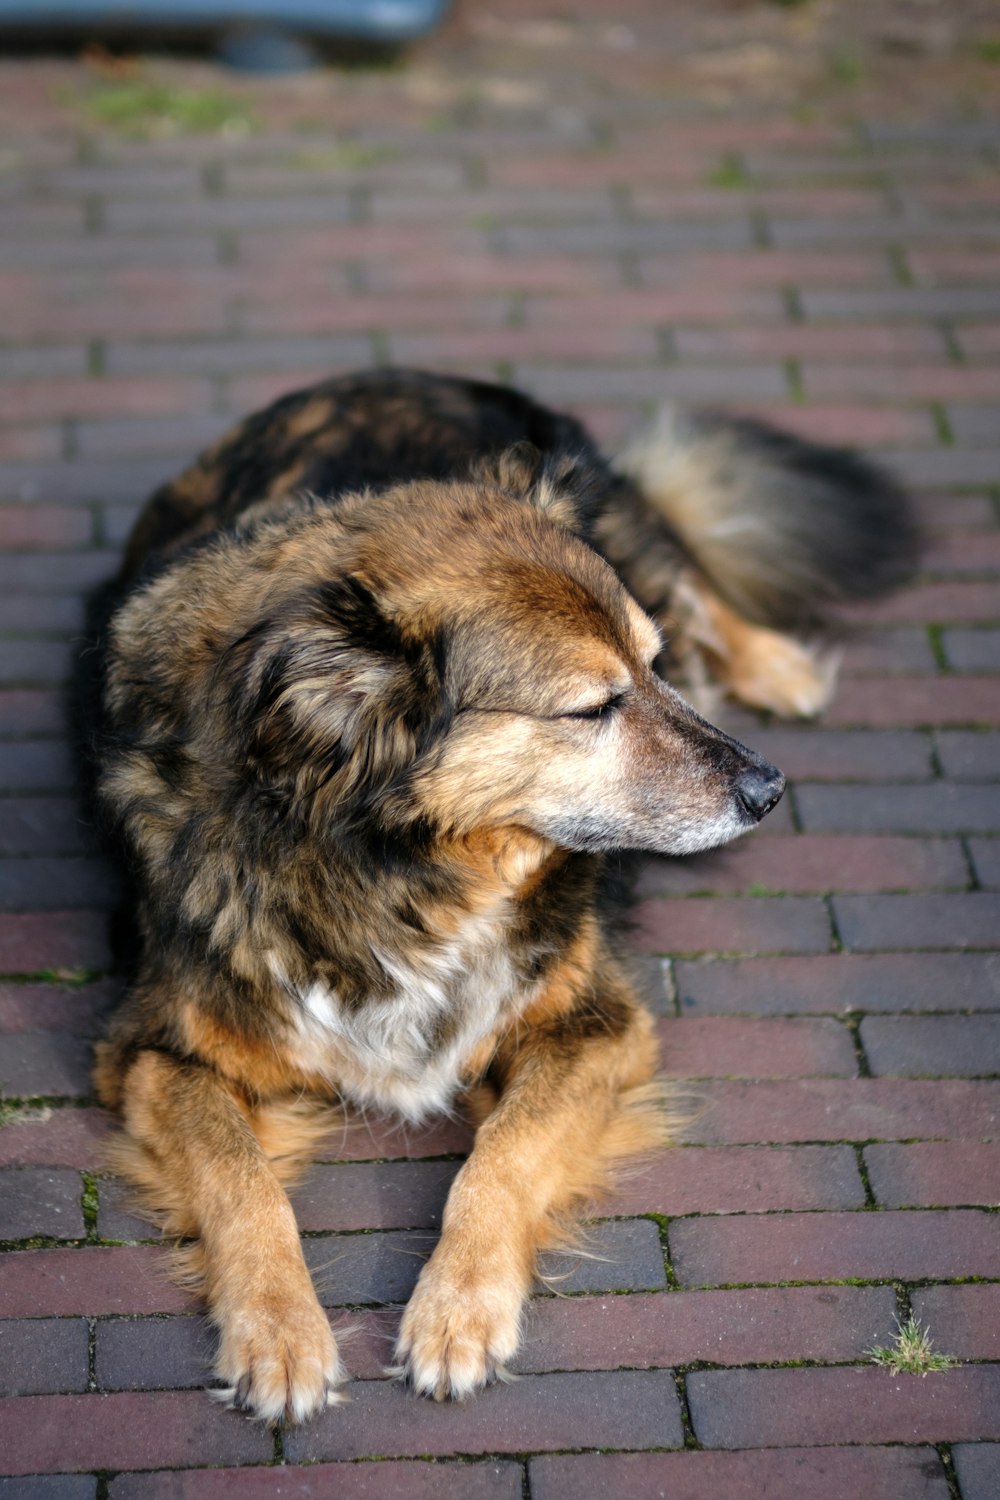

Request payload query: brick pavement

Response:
[1,0,999,1493]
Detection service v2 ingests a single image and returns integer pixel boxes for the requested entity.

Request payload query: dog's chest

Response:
[282,912,534,1120]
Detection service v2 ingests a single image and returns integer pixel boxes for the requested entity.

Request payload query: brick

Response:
[0,911,111,977]
[673,324,947,359]
[776,215,1000,248]
[0,347,88,378]
[0,741,74,794]
[841,628,937,676]
[292,1161,458,1231]
[640,249,892,288]
[942,629,1000,672]
[687,1365,1000,1449]
[519,1283,894,1374]
[637,836,965,897]
[310,1112,473,1163]
[889,448,1000,490]
[655,1017,857,1077]
[834,893,1000,951]
[74,414,231,460]
[736,729,933,781]
[96,1177,161,1243]
[0,1390,273,1474]
[0,376,213,427]
[681,1079,1000,1144]
[795,783,1000,834]
[804,363,1000,401]
[366,251,617,295]
[865,1143,1000,1208]
[909,1286,1000,1363]
[500,220,756,256]
[928,536,1000,578]
[0,1247,194,1317]
[95,1315,213,1392]
[388,324,658,365]
[861,1015,1000,1076]
[518,363,787,405]
[632,896,831,956]
[0,1167,84,1239]
[969,838,1000,888]
[0,1107,114,1169]
[610,1144,863,1214]
[740,403,935,447]
[674,954,1000,1015]
[958,324,1000,357]
[0,596,84,634]
[0,1481,95,1500]
[114,1465,521,1500]
[529,1448,950,1500]
[825,678,1000,728]
[105,335,375,378]
[670,1210,1000,1286]
[527,287,785,326]
[858,582,1000,626]
[0,640,76,685]
[107,195,354,233]
[0,1317,89,1395]
[0,800,100,858]
[0,553,119,592]
[953,1444,1000,1500]
[0,1031,93,1097]
[284,1370,682,1463]
[0,506,91,551]
[0,981,116,1034]
[947,405,1000,445]
[935,733,1000,780]
[0,692,65,735]
[0,858,121,913]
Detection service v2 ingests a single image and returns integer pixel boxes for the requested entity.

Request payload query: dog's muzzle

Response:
[734,764,786,823]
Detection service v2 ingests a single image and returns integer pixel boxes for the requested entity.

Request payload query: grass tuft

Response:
[869,1315,958,1376]
[75,78,258,140]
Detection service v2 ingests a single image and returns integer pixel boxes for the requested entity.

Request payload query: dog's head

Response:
[107,445,783,863]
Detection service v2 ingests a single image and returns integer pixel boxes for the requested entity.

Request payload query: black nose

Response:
[735,764,786,823]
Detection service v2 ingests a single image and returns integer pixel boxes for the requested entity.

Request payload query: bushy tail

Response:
[607,406,919,634]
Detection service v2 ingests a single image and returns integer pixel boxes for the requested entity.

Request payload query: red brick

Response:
[0,1317,89,1395]
[632,896,832,956]
[0,376,213,425]
[742,403,934,447]
[0,506,91,550]
[0,1247,194,1317]
[834,893,1000,952]
[682,1079,1000,1144]
[674,954,1000,1015]
[310,1111,473,1162]
[610,1144,863,1214]
[637,836,964,897]
[953,1444,1000,1500]
[0,1391,272,1474]
[0,911,111,976]
[0,1107,113,1168]
[0,1031,93,1095]
[0,427,63,462]
[284,1370,682,1463]
[529,1447,950,1500]
[0,981,116,1034]
[110,1462,524,1499]
[860,1015,1000,1076]
[865,1142,1000,1207]
[908,248,1000,283]
[957,323,1000,357]
[670,1210,1000,1286]
[825,677,1000,728]
[656,1016,857,1077]
[909,1285,1000,1362]
[857,582,1000,625]
[689,1365,1000,1449]
[928,535,1000,574]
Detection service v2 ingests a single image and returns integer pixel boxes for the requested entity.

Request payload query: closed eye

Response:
[562,692,626,721]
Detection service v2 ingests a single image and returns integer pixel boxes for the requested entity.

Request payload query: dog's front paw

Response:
[213,1286,345,1426]
[394,1257,525,1401]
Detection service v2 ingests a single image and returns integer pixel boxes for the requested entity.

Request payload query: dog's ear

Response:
[227,575,449,804]
[473,443,604,533]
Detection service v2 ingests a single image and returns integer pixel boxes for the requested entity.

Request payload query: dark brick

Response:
[865,1142,1000,1207]
[935,733,1000,781]
[969,838,1000,888]
[0,739,75,792]
[0,1031,94,1097]
[948,407,1000,445]
[0,1167,84,1239]
[0,911,112,976]
[105,336,375,378]
[689,1365,1000,1449]
[292,1160,458,1231]
[682,1079,1000,1145]
[530,1448,950,1500]
[656,1017,857,1077]
[910,1286,1000,1363]
[889,448,1000,490]
[0,691,65,736]
[74,413,231,460]
[0,461,172,509]
[106,195,353,233]
[0,641,75,686]
[859,582,1000,625]
[111,1463,523,1500]
[501,220,756,255]
[0,1317,89,1395]
[841,628,937,676]
[0,858,121,912]
[0,981,116,1035]
[0,1246,194,1317]
[0,800,101,857]
[943,630,1000,673]
[96,1178,160,1243]
[953,1444,1000,1500]
[803,287,1000,319]
[861,1015,1000,1076]
[674,954,1000,1014]
[675,323,946,358]
[610,1144,864,1214]
[0,1480,96,1500]
[834,893,1000,951]
[671,1209,1000,1286]
[631,896,831,956]
[727,728,933,781]
[0,347,88,378]
[0,1390,272,1474]
[519,363,787,405]
[0,596,84,634]
[638,836,965,897]
[285,1370,682,1462]
[95,1315,213,1392]
[795,783,1000,834]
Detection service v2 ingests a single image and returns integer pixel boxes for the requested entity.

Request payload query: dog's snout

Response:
[735,764,785,823]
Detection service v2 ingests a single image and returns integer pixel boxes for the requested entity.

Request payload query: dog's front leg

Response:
[394,982,662,1399]
[114,1049,344,1424]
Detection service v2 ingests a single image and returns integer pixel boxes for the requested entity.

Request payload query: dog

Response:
[90,368,916,1425]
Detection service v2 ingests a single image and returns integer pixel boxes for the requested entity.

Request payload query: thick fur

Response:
[91,368,915,1423]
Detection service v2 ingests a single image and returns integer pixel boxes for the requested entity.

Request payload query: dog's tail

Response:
[603,406,919,637]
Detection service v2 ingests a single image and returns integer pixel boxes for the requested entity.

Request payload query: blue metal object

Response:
[0,0,448,45]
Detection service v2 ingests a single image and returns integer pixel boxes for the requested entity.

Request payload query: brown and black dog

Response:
[89,369,916,1424]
